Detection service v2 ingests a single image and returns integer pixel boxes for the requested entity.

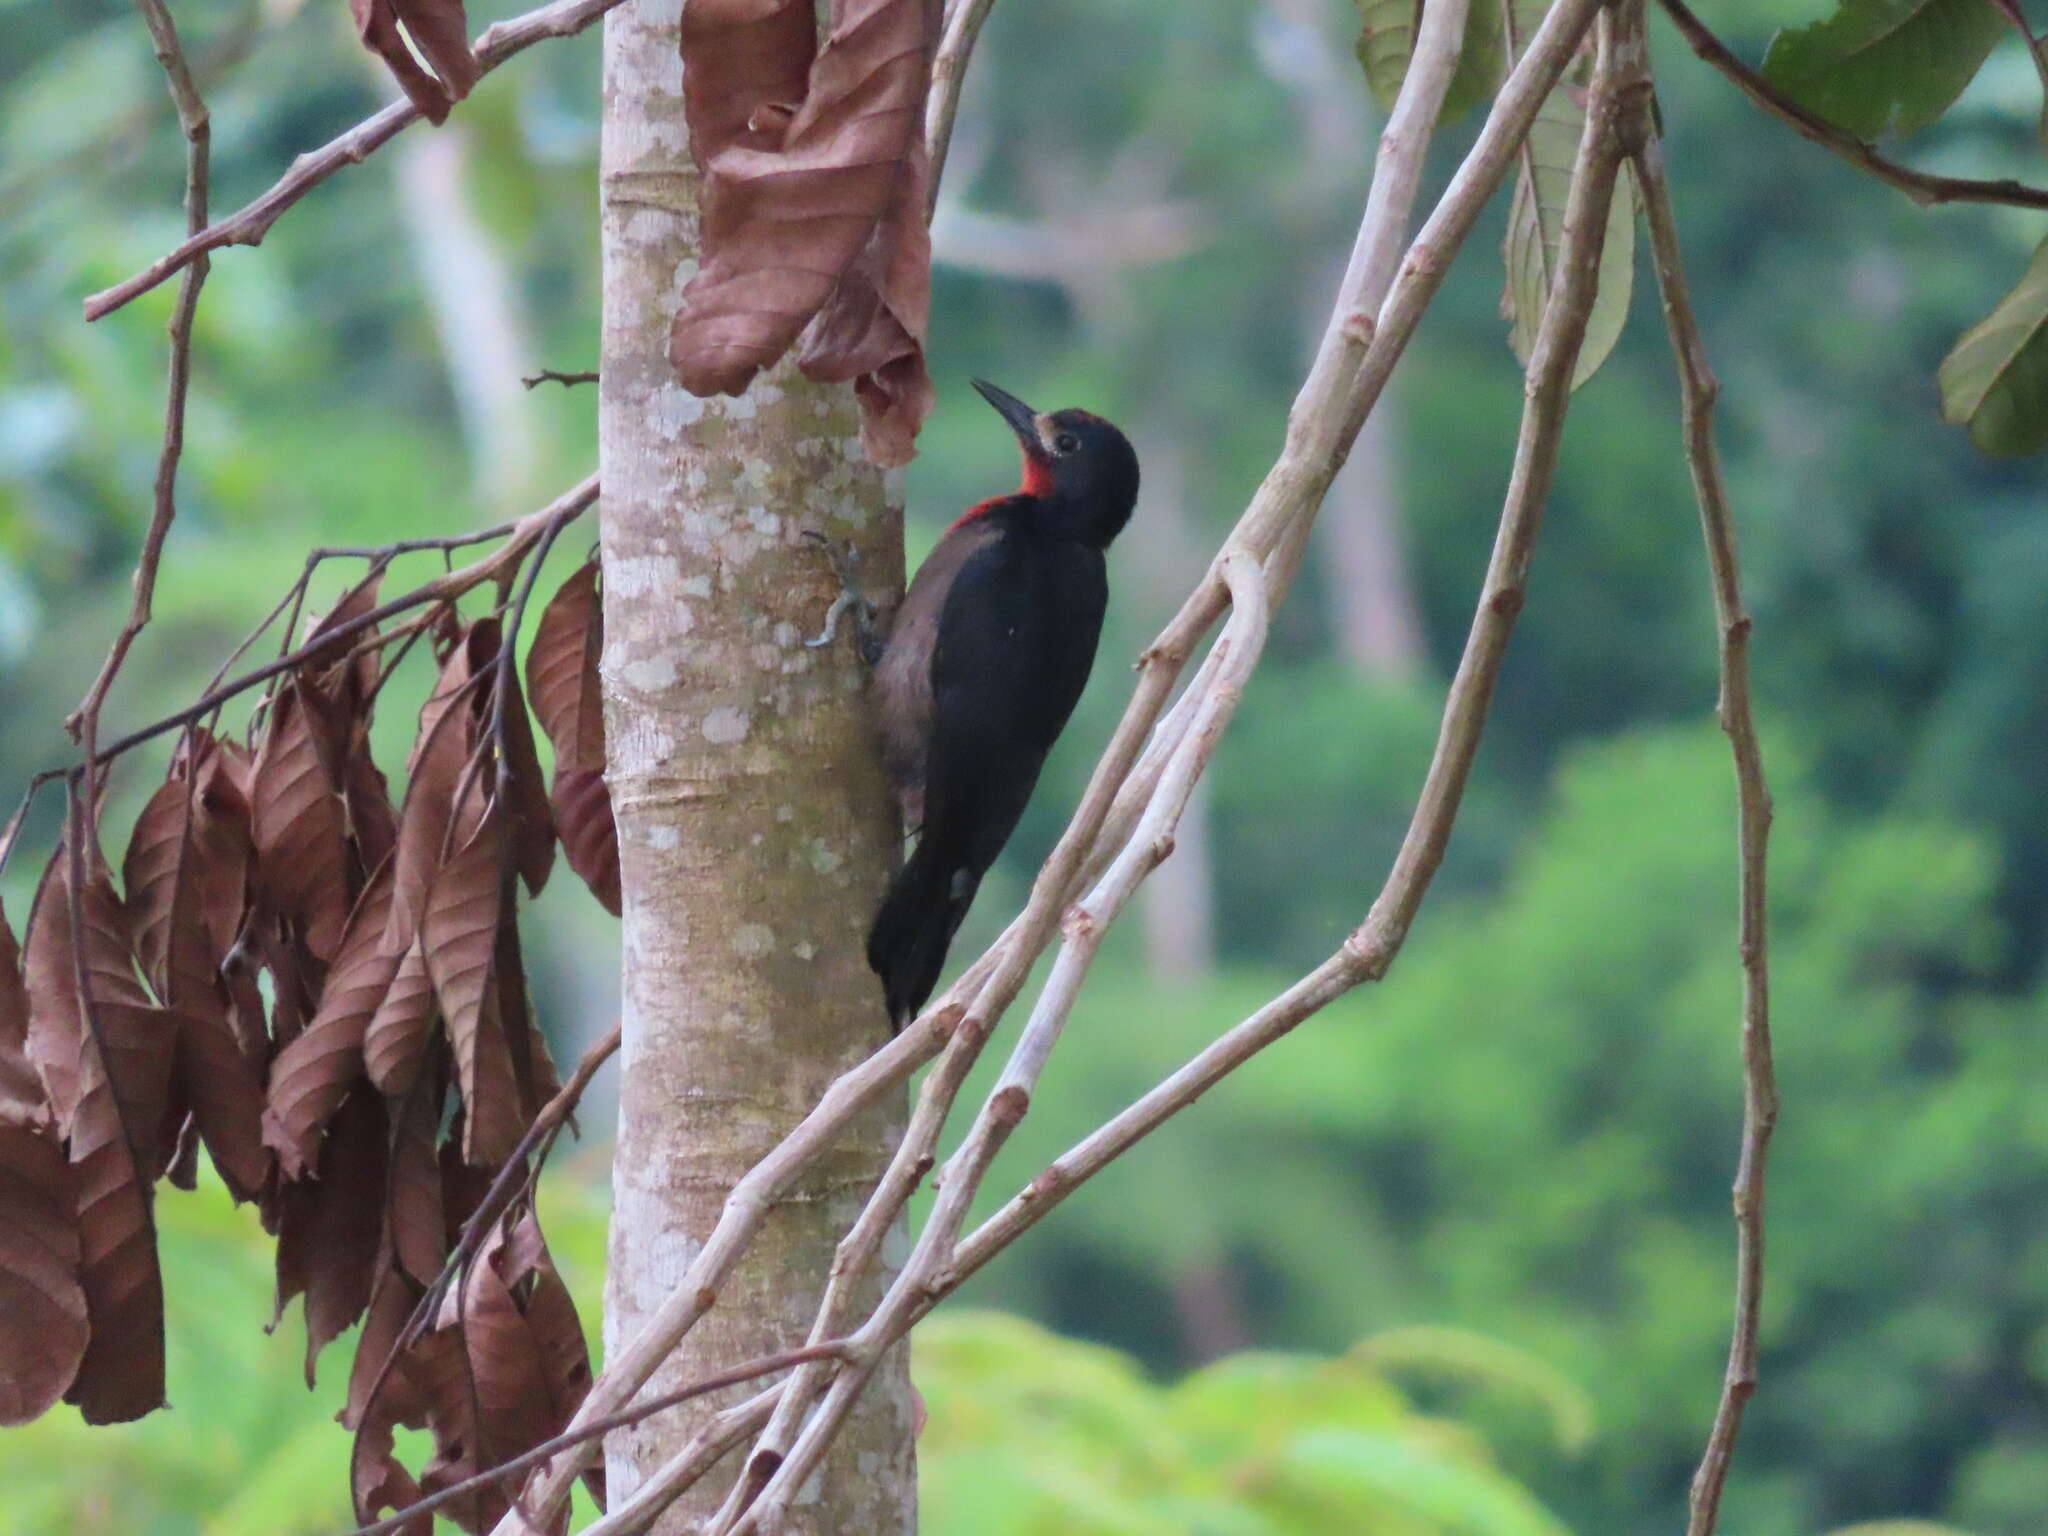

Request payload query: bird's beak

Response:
[971,379,1042,448]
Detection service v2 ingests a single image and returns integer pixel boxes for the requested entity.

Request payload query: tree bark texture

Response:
[598,3,916,1529]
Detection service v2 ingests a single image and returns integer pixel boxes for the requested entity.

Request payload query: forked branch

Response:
[83,0,629,322]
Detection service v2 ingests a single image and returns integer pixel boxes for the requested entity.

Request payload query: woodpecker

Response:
[863,380,1139,1026]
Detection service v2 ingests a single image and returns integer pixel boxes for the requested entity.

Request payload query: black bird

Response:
[865,380,1139,1026]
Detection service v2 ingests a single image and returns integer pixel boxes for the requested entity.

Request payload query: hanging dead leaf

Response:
[388,625,495,952]
[124,731,249,1028]
[172,1009,271,1202]
[527,562,606,774]
[494,916,559,1121]
[681,0,817,167]
[301,569,387,703]
[273,1084,388,1385]
[388,1064,449,1286]
[421,808,525,1168]
[0,902,88,1427]
[265,859,400,1178]
[552,769,621,917]
[252,677,353,962]
[0,901,41,1121]
[365,939,438,1098]
[670,0,941,443]
[497,656,556,898]
[0,1119,86,1426]
[348,0,480,126]
[797,121,935,466]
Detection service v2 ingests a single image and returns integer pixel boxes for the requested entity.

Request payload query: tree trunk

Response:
[597,3,917,1530]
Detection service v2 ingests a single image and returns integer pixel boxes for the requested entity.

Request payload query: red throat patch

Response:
[948,446,1054,529]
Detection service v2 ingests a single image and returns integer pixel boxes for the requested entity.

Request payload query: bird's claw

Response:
[802,531,882,661]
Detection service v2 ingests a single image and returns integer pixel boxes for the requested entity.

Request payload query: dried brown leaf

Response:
[670,0,941,415]
[389,1065,448,1286]
[797,122,935,466]
[302,569,386,704]
[422,810,524,1168]
[498,659,555,899]
[0,902,42,1123]
[274,1084,387,1386]
[348,0,477,126]
[387,625,495,952]
[0,901,86,1427]
[347,1265,435,1536]
[65,999,172,1423]
[495,916,559,1121]
[365,939,438,1098]
[0,1121,87,1425]
[173,1008,271,1201]
[124,732,248,1023]
[681,0,817,166]
[551,768,621,917]
[265,860,399,1178]
[526,561,606,774]
[252,678,353,962]
[347,730,402,879]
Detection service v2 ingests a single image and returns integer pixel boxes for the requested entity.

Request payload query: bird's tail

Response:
[867,841,979,1029]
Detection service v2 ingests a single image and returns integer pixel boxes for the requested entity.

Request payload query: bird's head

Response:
[973,379,1138,548]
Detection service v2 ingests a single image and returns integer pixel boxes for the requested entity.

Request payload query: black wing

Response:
[920,531,1109,878]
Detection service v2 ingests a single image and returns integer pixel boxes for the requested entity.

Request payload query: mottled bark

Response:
[598,2,916,1530]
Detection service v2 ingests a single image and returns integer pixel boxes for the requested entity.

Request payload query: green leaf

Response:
[1762,0,2009,140]
[1499,0,1636,389]
[1354,0,1505,125]
[1938,236,2048,455]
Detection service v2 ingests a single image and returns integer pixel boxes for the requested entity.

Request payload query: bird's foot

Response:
[803,531,883,663]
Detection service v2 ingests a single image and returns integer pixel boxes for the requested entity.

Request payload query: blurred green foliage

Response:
[6,0,2048,1533]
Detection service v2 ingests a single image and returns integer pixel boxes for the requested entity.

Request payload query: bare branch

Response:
[1616,6,1781,1530]
[83,0,627,322]
[522,369,600,389]
[1655,0,2048,210]
[68,0,214,781]
[925,0,1004,210]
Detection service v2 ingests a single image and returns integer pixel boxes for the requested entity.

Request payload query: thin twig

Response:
[1655,0,2048,210]
[45,478,595,787]
[924,0,1003,212]
[1616,7,1779,1531]
[68,0,214,803]
[522,369,600,389]
[83,0,628,322]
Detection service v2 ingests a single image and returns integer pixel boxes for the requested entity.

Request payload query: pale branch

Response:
[1617,9,1781,1533]
[925,0,1004,212]
[82,0,627,323]
[1654,0,2048,211]
[68,0,214,813]
[0,476,597,884]
[491,3,1609,1526]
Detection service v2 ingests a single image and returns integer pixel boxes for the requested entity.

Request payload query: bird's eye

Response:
[1054,432,1080,455]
